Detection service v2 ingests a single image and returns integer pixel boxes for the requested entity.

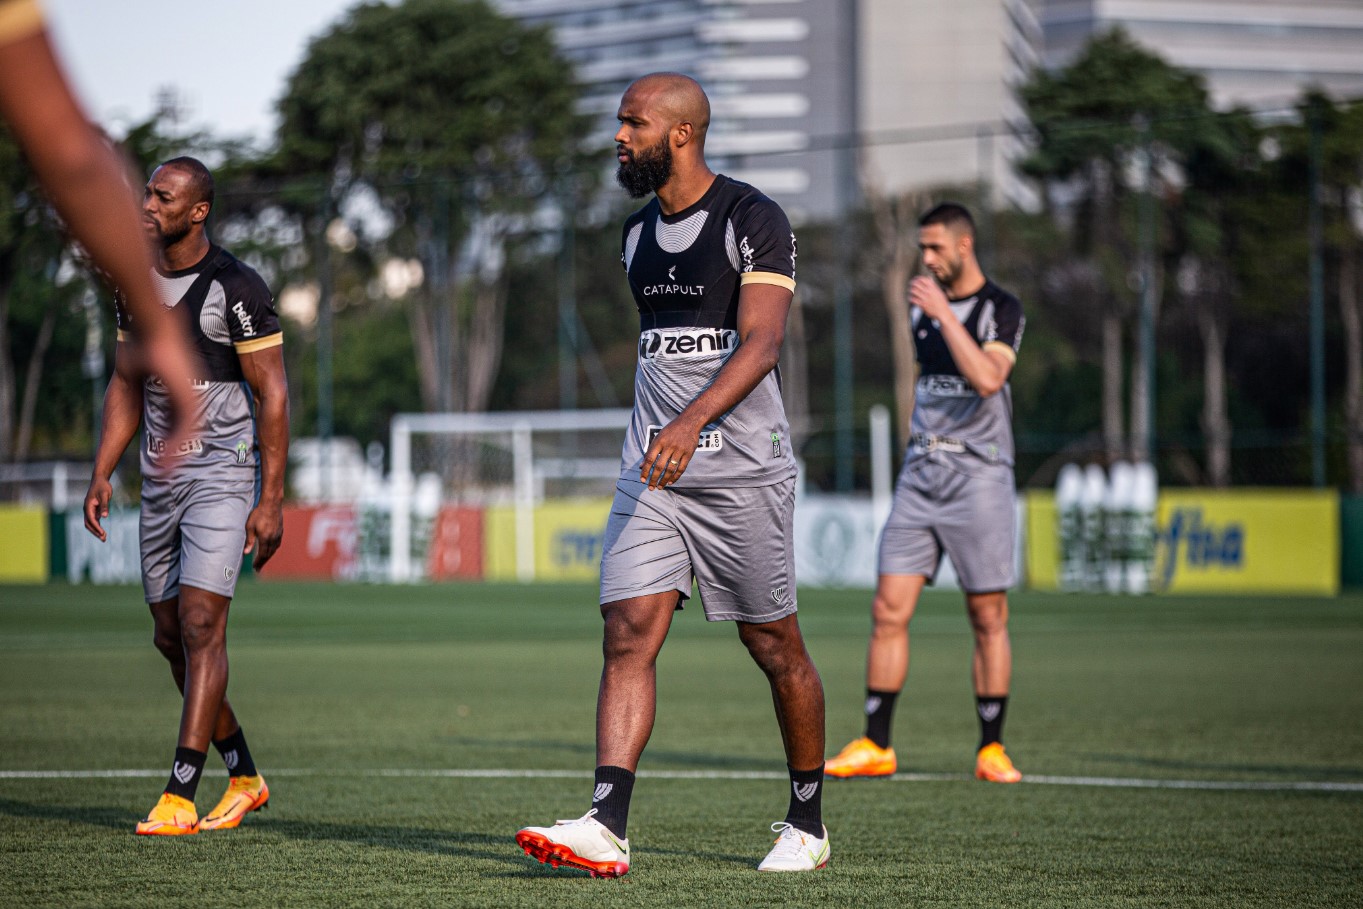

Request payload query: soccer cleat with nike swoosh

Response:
[515,809,630,878]
[134,792,199,836]
[975,742,1022,783]
[824,736,897,778]
[757,822,830,872]
[199,774,270,830]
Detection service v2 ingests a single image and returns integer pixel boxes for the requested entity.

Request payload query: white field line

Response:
[0,767,1359,792]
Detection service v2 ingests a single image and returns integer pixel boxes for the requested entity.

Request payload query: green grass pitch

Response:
[1,581,1361,907]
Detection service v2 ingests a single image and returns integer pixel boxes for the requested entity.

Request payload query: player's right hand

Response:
[83,477,112,542]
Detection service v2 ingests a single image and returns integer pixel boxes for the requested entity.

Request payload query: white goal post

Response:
[388,408,633,582]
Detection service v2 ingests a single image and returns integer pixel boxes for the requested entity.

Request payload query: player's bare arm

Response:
[0,21,202,451]
[84,341,144,542]
[641,282,791,489]
[908,275,1014,396]
[239,345,289,568]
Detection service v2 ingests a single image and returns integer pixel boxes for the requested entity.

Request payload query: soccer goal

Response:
[388,408,633,582]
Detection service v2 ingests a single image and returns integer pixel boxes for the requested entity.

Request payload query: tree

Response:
[275,0,586,416]
[1020,29,1216,464]
[1167,107,1262,486]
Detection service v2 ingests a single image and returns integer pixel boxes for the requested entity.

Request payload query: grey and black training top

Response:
[909,279,1024,466]
[619,175,799,488]
[115,245,282,482]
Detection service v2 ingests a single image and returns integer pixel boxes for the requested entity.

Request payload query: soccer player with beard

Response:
[824,203,1026,784]
[516,73,829,876]
[84,157,288,835]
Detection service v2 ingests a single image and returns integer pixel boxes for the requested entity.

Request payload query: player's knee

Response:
[967,599,1009,636]
[178,613,225,653]
[870,593,911,632]
[152,629,182,662]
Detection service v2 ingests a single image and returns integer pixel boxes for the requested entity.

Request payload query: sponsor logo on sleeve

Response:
[232,300,256,337]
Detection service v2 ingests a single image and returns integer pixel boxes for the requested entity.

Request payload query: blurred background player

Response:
[516,73,829,875]
[83,157,288,835]
[825,203,1026,784]
[0,0,200,446]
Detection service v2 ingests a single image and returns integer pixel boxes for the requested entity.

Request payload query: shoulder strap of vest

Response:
[177,245,232,314]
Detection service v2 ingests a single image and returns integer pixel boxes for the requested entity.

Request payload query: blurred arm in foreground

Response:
[0,0,200,457]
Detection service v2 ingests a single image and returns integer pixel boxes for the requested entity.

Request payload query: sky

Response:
[45,0,357,145]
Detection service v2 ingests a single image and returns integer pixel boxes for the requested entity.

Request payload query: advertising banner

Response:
[64,509,140,584]
[1153,490,1338,595]
[261,505,358,580]
[484,499,612,582]
[0,506,48,582]
[1028,489,1340,595]
[427,505,485,580]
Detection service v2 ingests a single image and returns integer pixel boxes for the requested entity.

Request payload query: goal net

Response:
[386,408,633,582]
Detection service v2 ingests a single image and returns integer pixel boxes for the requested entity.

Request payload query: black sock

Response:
[977,695,1008,749]
[783,765,824,837]
[212,727,258,778]
[590,765,635,839]
[863,688,899,749]
[164,746,207,801]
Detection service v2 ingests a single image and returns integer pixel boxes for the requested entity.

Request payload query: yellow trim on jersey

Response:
[0,0,43,46]
[739,271,796,292]
[234,333,283,354]
[983,340,1017,364]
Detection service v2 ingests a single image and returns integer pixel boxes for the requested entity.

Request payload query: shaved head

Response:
[625,72,710,140]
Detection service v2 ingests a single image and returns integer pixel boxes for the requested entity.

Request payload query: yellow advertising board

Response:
[1153,490,1338,595]
[1026,489,1338,595]
[1023,491,1060,591]
[0,505,48,582]
[484,499,613,582]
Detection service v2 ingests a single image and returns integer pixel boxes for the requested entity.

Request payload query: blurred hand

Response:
[83,476,112,542]
[244,501,283,571]
[908,275,952,322]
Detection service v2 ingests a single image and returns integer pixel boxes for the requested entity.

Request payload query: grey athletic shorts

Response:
[878,456,1017,592]
[599,476,798,623]
[140,477,254,603]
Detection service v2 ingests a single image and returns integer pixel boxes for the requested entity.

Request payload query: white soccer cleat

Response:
[757,821,830,872]
[514,809,631,878]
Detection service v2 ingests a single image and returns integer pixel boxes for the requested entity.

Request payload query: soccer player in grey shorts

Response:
[516,73,829,876]
[825,203,1027,785]
[83,157,288,835]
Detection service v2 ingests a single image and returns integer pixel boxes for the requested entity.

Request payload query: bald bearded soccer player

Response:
[515,73,830,876]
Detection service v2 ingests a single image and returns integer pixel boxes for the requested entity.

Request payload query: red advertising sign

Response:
[427,506,484,580]
[261,505,357,580]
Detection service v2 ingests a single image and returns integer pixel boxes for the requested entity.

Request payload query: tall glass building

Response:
[1037,0,1363,110]
[495,0,857,222]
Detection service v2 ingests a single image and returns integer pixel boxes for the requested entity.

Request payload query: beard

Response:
[150,214,193,249]
[615,136,673,198]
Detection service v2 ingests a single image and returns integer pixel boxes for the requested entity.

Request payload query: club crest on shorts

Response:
[236,440,250,463]
[225,566,235,582]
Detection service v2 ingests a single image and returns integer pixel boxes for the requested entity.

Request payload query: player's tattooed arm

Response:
[84,342,144,541]
[239,344,289,568]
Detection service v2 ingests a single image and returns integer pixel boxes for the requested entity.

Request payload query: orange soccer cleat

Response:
[823,737,897,779]
[975,742,1022,783]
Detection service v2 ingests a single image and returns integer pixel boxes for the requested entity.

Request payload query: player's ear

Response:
[191,201,210,225]
[673,120,694,149]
